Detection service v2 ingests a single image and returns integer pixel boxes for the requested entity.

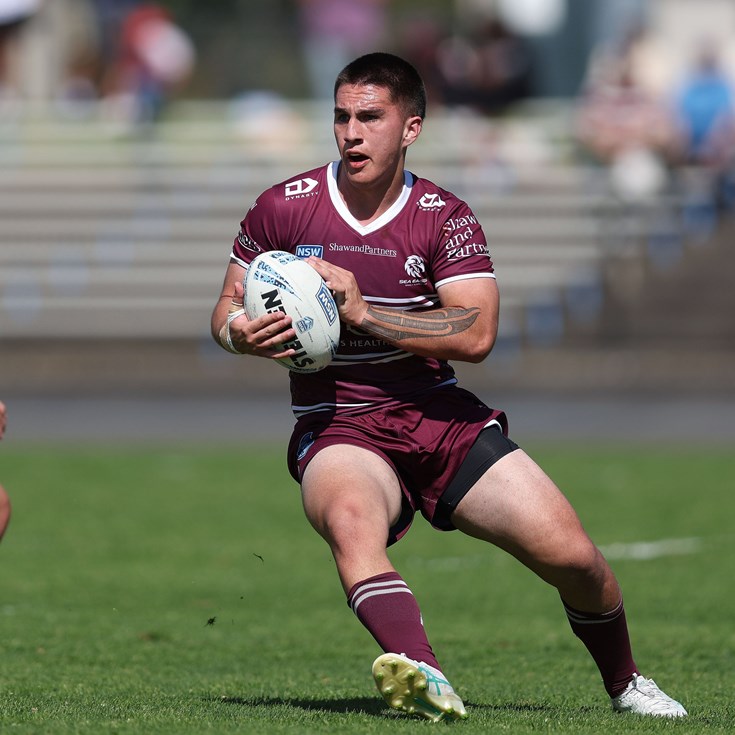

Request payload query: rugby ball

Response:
[243,250,340,373]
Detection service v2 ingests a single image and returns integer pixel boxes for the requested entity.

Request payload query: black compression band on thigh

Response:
[433,426,519,531]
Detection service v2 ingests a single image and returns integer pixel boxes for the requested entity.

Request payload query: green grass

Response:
[0,444,733,733]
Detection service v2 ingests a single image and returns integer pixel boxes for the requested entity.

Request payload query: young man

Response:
[211,52,686,722]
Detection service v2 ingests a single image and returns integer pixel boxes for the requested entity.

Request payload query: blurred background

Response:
[1,0,734,443]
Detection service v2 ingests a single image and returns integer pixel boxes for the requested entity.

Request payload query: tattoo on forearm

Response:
[362,306,480,342]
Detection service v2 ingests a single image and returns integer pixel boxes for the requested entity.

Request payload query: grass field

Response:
[0,442,733,734]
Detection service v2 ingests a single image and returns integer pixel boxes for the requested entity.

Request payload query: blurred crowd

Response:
[2,0,734,212]
[296,0,533,116]
[0,0,195,126]
[574,19,735,242]
[1,0,536,125]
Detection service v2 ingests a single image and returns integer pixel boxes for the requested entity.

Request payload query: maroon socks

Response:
[347,571,440,670]
[347,572,637,697]
[563,598,638,697]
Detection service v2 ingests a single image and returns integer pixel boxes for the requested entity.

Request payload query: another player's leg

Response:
[450,447,686,718]
[0,400,10,541]
[300,444,466,721]
[0,485,11,541]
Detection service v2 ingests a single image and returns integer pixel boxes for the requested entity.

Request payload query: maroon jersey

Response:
[230,162,495,416]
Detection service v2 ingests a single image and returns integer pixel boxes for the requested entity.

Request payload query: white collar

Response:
[327,161,413,236]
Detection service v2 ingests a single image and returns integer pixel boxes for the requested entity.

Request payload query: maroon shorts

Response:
[287,386,509,545]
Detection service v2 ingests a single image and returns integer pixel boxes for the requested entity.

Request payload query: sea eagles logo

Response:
[404,255,426,279]
[236,229,262,253]
[417,193,446,210]
[296,431,315,461]
[285,177,318,198]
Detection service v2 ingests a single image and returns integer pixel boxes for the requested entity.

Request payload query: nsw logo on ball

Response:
[316,283,338,325]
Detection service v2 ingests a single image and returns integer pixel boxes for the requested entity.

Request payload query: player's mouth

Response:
[345,151,370,169]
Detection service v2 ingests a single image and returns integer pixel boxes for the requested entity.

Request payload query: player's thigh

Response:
[300,443,404,543]
[451,448,593,570]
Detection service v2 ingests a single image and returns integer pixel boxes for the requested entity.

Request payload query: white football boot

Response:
[372,652,468,722]
[611,673,687,717]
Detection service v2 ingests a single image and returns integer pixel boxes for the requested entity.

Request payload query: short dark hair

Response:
[334,52,427,119]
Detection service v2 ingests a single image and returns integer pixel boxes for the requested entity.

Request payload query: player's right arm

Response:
[211,261,297,359]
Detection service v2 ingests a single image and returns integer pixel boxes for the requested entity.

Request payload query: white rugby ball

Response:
[243,250,340,373]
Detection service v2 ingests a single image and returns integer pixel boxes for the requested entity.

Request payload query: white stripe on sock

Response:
[564,600,623,625]
[351,586,413,614]
[350,579,408,608]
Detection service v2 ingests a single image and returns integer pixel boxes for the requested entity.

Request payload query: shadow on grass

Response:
[213,695,557,718]
[213,695,386,717]
[474,703,557,713]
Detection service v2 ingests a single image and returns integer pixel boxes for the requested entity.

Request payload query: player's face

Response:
[333,83,422,190]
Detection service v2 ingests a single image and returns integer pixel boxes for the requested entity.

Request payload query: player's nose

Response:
[343,118,362,142]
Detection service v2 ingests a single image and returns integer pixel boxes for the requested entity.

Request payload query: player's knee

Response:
[316,496,385,551]
[558,537,611,586]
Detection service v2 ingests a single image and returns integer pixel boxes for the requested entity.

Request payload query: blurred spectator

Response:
[675,43,735,170]
[54,0,102,115]
[575,46,679,201]
[586,20,673,100]
[404,13,532,117]
[0,0,103,113]
[103,2,195,127]
[673,42,735,231]
[399,15,445,110]
[297,0,389,101]
[91,0,139,76]
[0,0,40,102]
[469,16,532,114]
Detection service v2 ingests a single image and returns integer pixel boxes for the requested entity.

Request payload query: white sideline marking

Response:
[599,537,702,561]
[409,537,704,571]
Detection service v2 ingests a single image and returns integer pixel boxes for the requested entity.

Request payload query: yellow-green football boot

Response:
[372,652,468,722]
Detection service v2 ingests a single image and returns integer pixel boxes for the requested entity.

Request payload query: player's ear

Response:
[403,115,423,148]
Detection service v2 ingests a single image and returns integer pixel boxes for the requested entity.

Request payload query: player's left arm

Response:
[370,277,498,363]
[307,257,499,363]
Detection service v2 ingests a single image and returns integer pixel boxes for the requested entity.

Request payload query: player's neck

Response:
[337,166,405,225]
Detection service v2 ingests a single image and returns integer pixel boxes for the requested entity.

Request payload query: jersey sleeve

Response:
[229,187,283,268]
[429,196,495,289]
